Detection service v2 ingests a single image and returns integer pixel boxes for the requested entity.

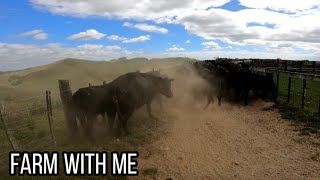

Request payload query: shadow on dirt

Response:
[276,103,320,136]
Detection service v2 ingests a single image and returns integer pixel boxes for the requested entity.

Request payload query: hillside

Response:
[0,57,195,99]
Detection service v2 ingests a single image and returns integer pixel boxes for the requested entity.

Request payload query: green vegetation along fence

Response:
[253,67,320,119]
[0,80,109,173]
[0,91,64,172]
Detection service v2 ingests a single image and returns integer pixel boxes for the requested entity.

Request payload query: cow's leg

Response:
[243,88,249,106]
[107,108,116,132]
[86,113,95,141]
[204,94,214,110]
[76,111,87,132]
[101,112,109,129]
[217,94,222,106]
[235,87,241,102]
[147,102,157,119]
[120,110,134,135]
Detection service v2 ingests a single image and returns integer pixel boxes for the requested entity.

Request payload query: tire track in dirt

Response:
[138,101,320,179]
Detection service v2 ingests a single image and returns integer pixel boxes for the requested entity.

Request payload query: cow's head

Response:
[157,77,174,98]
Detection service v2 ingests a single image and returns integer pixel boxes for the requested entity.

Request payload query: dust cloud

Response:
[159,62,221,110]
[138,63,320,179]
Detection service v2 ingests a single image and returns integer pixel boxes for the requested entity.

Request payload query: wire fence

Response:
[0,91,67,169]
[275,73,320,114]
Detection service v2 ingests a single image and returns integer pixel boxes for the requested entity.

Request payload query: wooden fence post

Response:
[313,61,316,72]
[299,61,303,72]
[0,102,16,151]
[46,91,56,147]
[58,80,77,136]
[301,79,306,109]
[287,77,292,103]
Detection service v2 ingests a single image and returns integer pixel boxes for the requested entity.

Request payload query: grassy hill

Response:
[0,57,196,99]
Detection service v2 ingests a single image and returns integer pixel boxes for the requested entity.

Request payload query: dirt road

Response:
[138,101,320,179]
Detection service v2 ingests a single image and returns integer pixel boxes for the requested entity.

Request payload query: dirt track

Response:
[138,101,320,179]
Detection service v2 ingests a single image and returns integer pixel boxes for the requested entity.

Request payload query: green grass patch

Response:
[274,73,320,135]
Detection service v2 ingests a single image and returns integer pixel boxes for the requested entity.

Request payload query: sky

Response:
[1,0,320,70]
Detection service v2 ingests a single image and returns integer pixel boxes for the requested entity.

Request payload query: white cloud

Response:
[202,41,221,49]
[122,35,151,43]
[0,42,130,70]
[17,29,42,37]
[30,0,230,22]
[77,44,121,51]
[16,29,48,40]
[34,33,48,40]
[177,8,320,52]
[167,45,185,52]
[185,40,191,44]
[23,0,320,58]
[107,35,127,41]
[123,22,168,34]
[107,34,151,43]
[68,29,106,40]
[239,0,320,13]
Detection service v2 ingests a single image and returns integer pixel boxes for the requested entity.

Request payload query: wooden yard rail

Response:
[252,67,320,113]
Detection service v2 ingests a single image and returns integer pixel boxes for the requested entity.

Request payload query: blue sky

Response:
[1,0,320,70]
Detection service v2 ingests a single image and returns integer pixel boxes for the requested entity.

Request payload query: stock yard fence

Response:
[252,60,320,117]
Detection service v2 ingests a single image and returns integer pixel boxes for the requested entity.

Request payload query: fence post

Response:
[313,61,316,72]
[287,77,292,103]
[58,80,77,136]
[299,61,303,72]
[46,91,56,147]
[301,79,306,109]
[0,102,16,151]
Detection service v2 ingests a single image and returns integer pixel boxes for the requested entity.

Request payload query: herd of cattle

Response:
[71,60,276,138]
[192,60,276,107]
[72,70,174,138]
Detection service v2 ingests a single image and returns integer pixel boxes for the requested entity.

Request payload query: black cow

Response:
[192,62,228,108]
[215,60,253,105]
[107,72,174,135]
[252,73,276,101]
[72,84,112,137]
